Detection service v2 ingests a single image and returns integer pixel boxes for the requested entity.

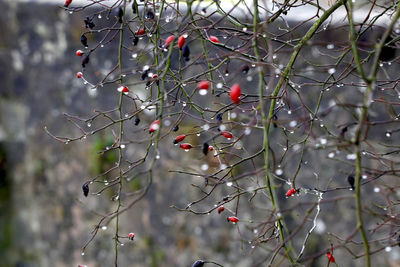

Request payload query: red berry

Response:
[149,120,160,133]
[128,232,135,240]
[208,146,214,151]
[152,74,158,79]
[76,72,83,78]
[217,206,225,214]
[180,143,192,150]
[136,29,146,35]
[78,265,87,267]
[178,35,186,49]
[117,85,129,93]
[221,131,233,139]
[165,35,175,47]
[197,80,210,96]
[173,134,186,144]
[76,50,84,56]
[209,35,219,43]
[230,84,241,104]
[198,80,210,90]
[64,0,72,7]
[286,188,297,197]
[227,216,239,223]
[326,252,335,263]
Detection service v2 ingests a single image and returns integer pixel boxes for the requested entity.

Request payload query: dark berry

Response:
[82,182,89,197]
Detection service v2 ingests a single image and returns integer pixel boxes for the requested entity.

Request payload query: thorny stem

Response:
[253,0,294,265]
[115,1,126,266]
[347,1,400,266]
[260,0,348,264]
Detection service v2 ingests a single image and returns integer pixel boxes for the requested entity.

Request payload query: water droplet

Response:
[244,127,251,135]
[201,164,209,171]
[202,124,210,131]
[346,154,356,160]
[216,83,223,89]
[156,153,160,159]
[386,131,392,137]
[362,174,367,179]
[385,246,392,252]
[328,152,335,158]
[132,53,137,58]
[220,164,227,170]
[199,89,208,95]
[379,63,384,67]
[196,133,200,136]
[328,68,336,74]
[226,181,233,187]
[182,102,187,107]
[374,187,380,193]
[81,252,85,256]
[243,27,248,32]
[327,44,334,49]
[219,125,226,131]
[184,149,189,152]
[100,44,104,48]
[320,138,327,145]
[246,76,253,82]
[98,14,102,19]
[289,120,297,127]
[102,226,107,230]
[120,144,126,149]
[275,169,283,175]
[287,110,292,115]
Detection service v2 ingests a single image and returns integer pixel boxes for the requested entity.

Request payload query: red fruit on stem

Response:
[165,35,175,47]
[178,35,186,49]
[221,131,233,139]
[117,85,129,93]
[217,206,225,214]
[152,74,158,79]
[128,232,135,240]
[198,80,210,90]
[197,80,210,96]
[230,84,241,104]
[209,35,219,43]
[136,29,146,35]
[208,146,214,151]
[173,134,186,144]
[76,72,83,78]
[286,188,297,197]
[227,216,239,223]
[149,120,160,133]
[76,50,84,56]
[180,143,192,150]
[64,0,72,7]
[326,252,335,263]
